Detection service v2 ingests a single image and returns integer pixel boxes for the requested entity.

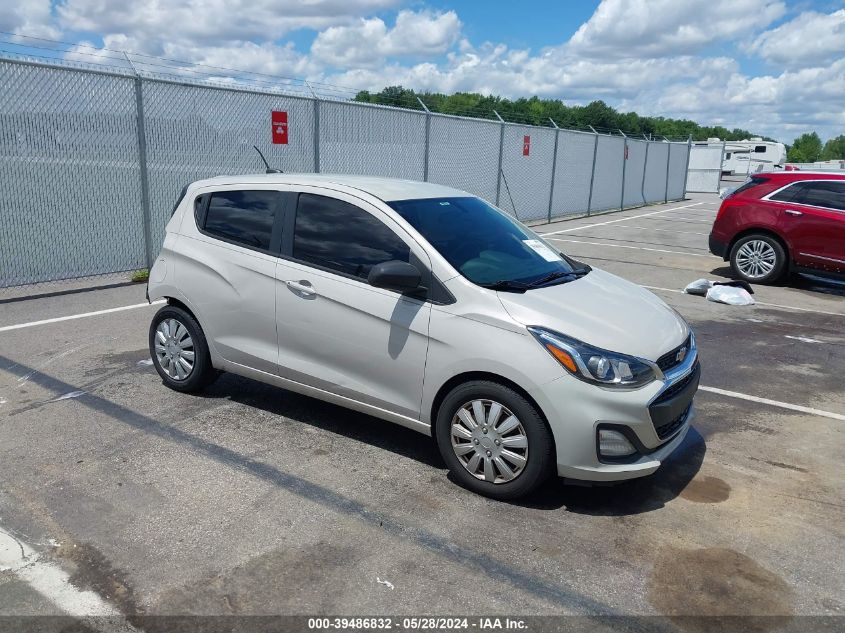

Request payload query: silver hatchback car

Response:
[147,174,699,499]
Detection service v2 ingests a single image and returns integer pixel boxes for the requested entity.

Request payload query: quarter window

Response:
[293,194,410,279]
[203,190,278,251]
[769,182,807,203]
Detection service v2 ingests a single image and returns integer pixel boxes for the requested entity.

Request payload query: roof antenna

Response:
[253,145,282,173]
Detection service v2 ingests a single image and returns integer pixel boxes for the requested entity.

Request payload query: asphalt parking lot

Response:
[1,192,843,627]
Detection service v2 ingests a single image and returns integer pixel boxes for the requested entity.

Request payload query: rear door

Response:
[176,187,285,374]
[773,180,845,272]
[274,189,432,420]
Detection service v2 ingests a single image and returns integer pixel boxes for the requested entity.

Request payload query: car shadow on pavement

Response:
[197,372,445,469]
[512,427,707,516]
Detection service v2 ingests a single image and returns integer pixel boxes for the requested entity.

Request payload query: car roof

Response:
[190,173,473,202]
[760,171,845,181]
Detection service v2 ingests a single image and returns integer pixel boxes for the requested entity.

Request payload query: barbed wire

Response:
[0,31,694,140]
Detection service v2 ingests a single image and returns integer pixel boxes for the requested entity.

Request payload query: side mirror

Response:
[368,260,423,293]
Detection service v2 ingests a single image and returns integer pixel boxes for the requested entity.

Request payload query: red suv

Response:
[709,172,845,284]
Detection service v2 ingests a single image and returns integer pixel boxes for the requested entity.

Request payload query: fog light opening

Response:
[598,429,637,457]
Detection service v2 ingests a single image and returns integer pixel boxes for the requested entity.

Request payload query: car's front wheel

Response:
[435,380,554,500]
[149,305,218,392]
[729,234,787,284]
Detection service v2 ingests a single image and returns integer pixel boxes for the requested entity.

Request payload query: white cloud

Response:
[629,58,845,139]
[2,0,843,141]
[311,10,462,68]
[568,0,785,57]
[0,0,61,39]
[746,9,845,69]
[56,0,402,55]
[327,42,738,103]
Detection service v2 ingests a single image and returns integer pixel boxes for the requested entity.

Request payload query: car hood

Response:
[497,268,688,361]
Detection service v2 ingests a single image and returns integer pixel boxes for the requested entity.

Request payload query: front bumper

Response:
[529,341,699,483]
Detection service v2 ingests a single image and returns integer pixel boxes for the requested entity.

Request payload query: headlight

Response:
[528,326,656,388]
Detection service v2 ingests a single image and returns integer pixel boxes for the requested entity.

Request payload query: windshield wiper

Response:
[481,266,591,292]
[479,279,531,293]
[527,270,581,287]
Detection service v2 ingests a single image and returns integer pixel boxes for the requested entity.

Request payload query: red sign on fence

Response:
[271,111,288,144]
[523,135,531,156]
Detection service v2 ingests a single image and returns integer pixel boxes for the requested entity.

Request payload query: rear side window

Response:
[203,190,278,251]
[293,194,410,280]
[795,181,845,211]
[754,145,767,153]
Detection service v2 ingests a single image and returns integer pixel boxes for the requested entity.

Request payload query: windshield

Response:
[388,196,584,288]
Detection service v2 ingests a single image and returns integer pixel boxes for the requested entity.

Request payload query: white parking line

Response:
[0,526,134,628]
[641,285,845,317]
[698,386,845,421]
[540,202,704,236]
[647,215,712,223]
[604,225,709,236]
[546,237,717,258]
[0,301,164,333]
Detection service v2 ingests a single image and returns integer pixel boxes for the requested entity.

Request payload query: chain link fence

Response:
[0,56,692,289]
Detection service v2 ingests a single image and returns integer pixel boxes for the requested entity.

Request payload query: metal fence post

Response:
[641,134,650,205]
[493,110,505,207]
[417,97,431,182]
[125,52,153,269]
[304,82,320,173]
[663,136,671,203]
[547,118,560,223]
[619,129,627,211]
[586,126,599,217]
[681,135,692,198]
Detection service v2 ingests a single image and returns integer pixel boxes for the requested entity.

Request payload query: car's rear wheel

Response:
[435,381,553,500]
[729,234,786,284]
[149,305,218,392]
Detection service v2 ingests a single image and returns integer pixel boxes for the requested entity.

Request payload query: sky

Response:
[1,0,844,142]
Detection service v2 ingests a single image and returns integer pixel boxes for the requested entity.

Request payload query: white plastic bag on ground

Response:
[706,285,755,306]
[684,279,713,296]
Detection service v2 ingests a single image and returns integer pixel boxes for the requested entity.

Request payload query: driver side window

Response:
[293,193,410,280]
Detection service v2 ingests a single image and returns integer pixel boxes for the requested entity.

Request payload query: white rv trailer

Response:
[719,137,786,175]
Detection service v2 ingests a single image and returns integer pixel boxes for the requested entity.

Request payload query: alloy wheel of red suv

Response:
[729,234,787,283]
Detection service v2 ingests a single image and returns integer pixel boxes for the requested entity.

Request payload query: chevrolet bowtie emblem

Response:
[676,346,687,363]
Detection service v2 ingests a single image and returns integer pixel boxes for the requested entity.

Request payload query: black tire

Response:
[435,380,554,500]
[149,305,218,392]
[729,234,787,284]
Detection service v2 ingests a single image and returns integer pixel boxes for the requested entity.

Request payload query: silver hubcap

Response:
[154,318,195,381]
[735,240,776,279]
[450,399,529,484]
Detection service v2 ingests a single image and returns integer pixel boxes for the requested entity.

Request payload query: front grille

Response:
[656,334,691,373]
[652,362,698,405]
[656,403,691,440]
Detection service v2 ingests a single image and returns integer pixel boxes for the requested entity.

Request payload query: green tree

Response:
[821,135,845,161]
[787,132,823,163]
[352,85,771,141]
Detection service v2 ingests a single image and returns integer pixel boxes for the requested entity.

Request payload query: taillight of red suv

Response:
[717,176,771,222]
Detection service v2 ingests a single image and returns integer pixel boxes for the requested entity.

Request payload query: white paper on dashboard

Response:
[522,239,562,262]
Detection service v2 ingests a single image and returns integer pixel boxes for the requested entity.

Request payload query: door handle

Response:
[285,280,317,296]
[784,209,803,216]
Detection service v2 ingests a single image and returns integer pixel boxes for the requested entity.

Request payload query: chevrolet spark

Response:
[147,174,699,499]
